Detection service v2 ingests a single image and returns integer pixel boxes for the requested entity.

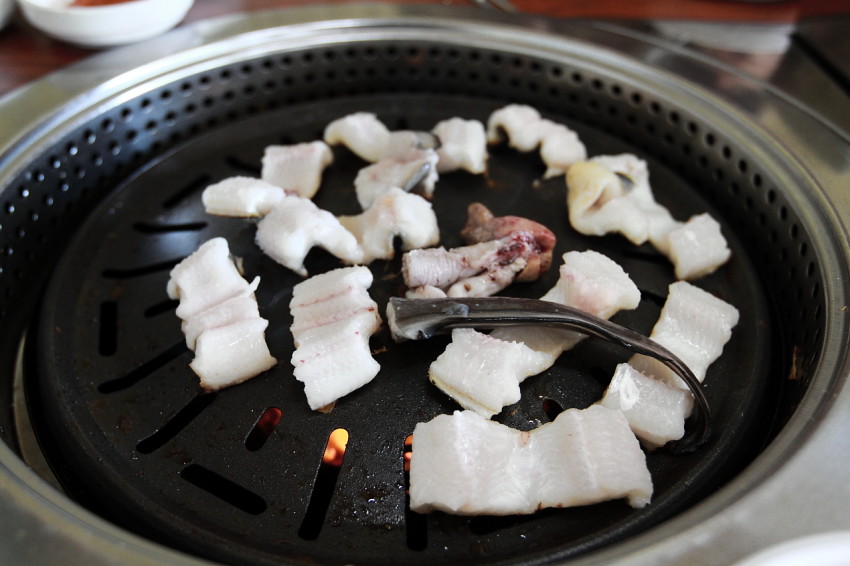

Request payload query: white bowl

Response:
[17,0,194,48]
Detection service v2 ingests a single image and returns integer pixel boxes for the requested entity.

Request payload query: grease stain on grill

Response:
[98,341,188,393]
[244,406,282,451]
[136,393,216,454]
[299,428,349,541]
[180,463,267,515]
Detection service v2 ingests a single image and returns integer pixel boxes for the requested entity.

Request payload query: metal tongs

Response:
[388,296,711,453]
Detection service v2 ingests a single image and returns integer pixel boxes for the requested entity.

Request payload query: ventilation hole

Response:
[180,464,267,515]
[144,298,178,318]
[132,221,208,234]
[98,341,188,393]
[298,428,349,540]
[245,407,283,451]
[98,300,118,356]
[542,398,564,421]
[403,434,427,551]
[162,174,212,209]
[136,393,216,454]
[101,258,181,279]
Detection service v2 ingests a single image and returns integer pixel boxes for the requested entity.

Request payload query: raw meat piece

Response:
[402,232,542,298]
[190,317,277,391]
[409,405,652,515]
[167,238,276,391]
[460,202,556,281]
[260,141,334,199]
[323,112,391,162]
[428,329,552,417]
[660,213,732,280]
[201,176,286,217]
[255,195,363,276]
[486,104,547,151]
[566,154,731,280]
[628,281,739,390]
[539,122,587,178]
[598,363,694,448]
[338,188,440,264]
[599,281,738,447]
[353,148,439,208]
[289,266,382,410]
[429,250,640,417]
[432,117,488,174]
[167,237,254,320]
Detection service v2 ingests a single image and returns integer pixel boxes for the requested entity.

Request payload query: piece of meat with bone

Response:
[201,176,286,217]
[408,405,653,515]
[566,154,731,280]
[599,281,739,448]
[431,117,488,174]
[353,147,439,209]
[401,202,555,298]
[255,195,363,276]
[338,187,440,264]
[402,232,542,299]
[428,250,640,418]
[289,266,382,411]
[460,202,555,281]
[167,238,277,391]
[260,141,334,199]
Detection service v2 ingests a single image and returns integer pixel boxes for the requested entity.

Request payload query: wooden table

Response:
[1,0,848,97]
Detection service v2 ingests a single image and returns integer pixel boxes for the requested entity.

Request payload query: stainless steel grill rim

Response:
[0,5,848,566]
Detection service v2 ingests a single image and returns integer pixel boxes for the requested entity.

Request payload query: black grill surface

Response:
[12,39,820,565]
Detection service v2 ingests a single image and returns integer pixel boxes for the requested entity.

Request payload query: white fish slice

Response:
[338,188,440,264]
[255,195,364,276]
[432,117,488,174]
[426,250,640,418]
[629,281,740,390]
[353,148,439,209]
[181,283,260,350]
[260,141,334,199]
[190,317,277,392]
[598,362,694,448]
[409,405,653,515]
[428,328,552,418]
[201,176,286,217]
[661,213,732,280]
[323,112,391,162]
[567,154,731,280]
[539,122,587,178]
[167,238,277,391]
[167,237,254,320]
[290,266,382,411]
[486,103,546,151]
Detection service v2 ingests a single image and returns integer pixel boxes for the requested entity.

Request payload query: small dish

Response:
[17,0,194,48]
